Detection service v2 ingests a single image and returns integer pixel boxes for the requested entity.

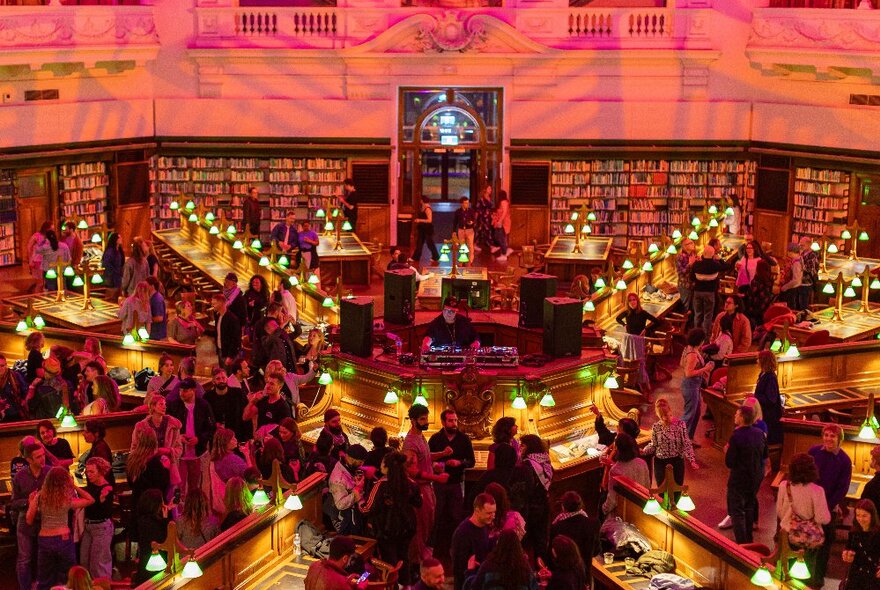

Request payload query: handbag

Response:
[786,482,825,549]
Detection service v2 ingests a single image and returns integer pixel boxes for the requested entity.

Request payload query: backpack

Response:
[134,368,156,392]
[296,519,332,559]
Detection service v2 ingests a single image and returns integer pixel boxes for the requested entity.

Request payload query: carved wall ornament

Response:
[415,11,488,53]
[749,15,880,50]
[444,365,495,439]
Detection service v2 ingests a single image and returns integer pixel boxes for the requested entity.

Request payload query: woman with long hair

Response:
[178,488,220,550]
[82,375,120,415]
[244,274,270,332]
[119,280,152,335]
[136,395,182,463]
[66,566,93,590]
[168,300,204,345]
[680,328,714,440]
[777,453,830,583]
[145,353,178,407]
[474,184,495,251]
[484,482,526,540]
[295,328,325,369]
[745,258,776,328]
[121,236,150,297]
[37,229,71,292]
[842,499,880,590]
[134,488,169,585]
[24,330,45,384]
[469,529,538,590]
[736,240,764,291]
[255,436,294,482]
[221,476,253,531]
[211,426,249,481]
[26,466,95,589]
[127,422,171,512]
[616,292,658,393]
[602,433,650,515]
[540,534,588,590]
[277,417,305,480]
[80,457,114,580]
[27,220,51,292]
[643,398,698,488]
[487,416,519,470]
[360,451,422,584]
[753,350,783,447]
[101,231,125,294]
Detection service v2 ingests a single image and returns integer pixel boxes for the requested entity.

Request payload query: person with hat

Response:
[317,409,350,460]
[327,443,369,535]
[304,535,369,590]
[690,244,730,337]
[421,296,480,353]
[222,272,248,327]
[24,356,71,420]
[167,378,216,499]
[780,242,805,311]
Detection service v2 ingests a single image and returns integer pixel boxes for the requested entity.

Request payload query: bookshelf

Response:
[149,156,347,233]
[548,157,756,245]
[0,170,16,266]
[58,162,109,241]
[791,166,850,242]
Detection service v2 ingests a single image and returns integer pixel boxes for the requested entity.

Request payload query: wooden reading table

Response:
[4,292,121,334]
[417,266,489,310]
[315,232,372,286]
[544,236,613,283]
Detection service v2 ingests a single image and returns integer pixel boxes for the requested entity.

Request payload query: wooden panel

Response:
[116,203,152,252]
[509,205,548,248]
[753,210,790,257]
[356,205,390,246]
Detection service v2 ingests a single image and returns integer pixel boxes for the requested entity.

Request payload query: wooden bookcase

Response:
[0,170,16,266]
[548,157,756,246]
[149,156,347,233]
[58,161,109,241]
[791,166,850,242]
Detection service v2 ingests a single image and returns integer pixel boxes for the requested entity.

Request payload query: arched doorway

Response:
[398,88,502,212]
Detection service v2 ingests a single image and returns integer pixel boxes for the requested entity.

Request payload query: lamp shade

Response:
[182,560,203,579]
[672,229,682,240]
[823,283,835,295]
[643,498,662,515]
[384,390,399,404]
[169,200,179,210]
[859,423,877,440]
[318,371,333,385]
[61,414,78,428]
[853,276,863,287]
[331,208,339,218]
[308,274,320,285]
[594,277,606,289]
[137,327,150,341]
[322,297,335,308]
[72,276,84,288]
[688,230,699,240]
[539,392,556,407]
[842,229,852,240]
[284,494,304,511]
[750,566,773,586]
[63,266,75,277]
[188,213,198,222]
[204,212,216,222]
[288,276,299,286]
[91,274,103,285]
[122,333,136,346]
[251,239,263,250]
[691,216,701,227]
[315,208,325,218]
[33,316,45,329]
[91,233,102,243]
[769,339,783,353]
[666,244,678,254]
[233,240,243,250]
[724,206,735,216]
[45,269,57,279]
[459,244,470,255]
[209,226,220,235]
[811,241,820,252]
[676,493,696,511]
[828,243,839,254]
[859,231,869,241]
[788,558,810,580]
[844,286,857,298]
[145,551,167,572]
[563,224,575,234]
[278,255,290,267]
[77,219,89,230]
[440,243,451,253]
[622,259,634,270]
[615,279,627,290]
[324,221,335,231]
[512,395,527,410]
[708,204,718,215]
[342,221,353,231]
[227,225,237,235]
[185,200,196,211]
[708,218,719,228]
[259,256,271,267]
[603,374,619,389]
[587,212,597,221]
[570,211,579,221]
[252,489,271,507]
[648,243,659,253]
[457,252,469,263]
[439,252,450,262]
[15,320,27,332]
[583,300,595,312]
[413,394,428,406]
[783,344,800,359]
[642,261,654,272]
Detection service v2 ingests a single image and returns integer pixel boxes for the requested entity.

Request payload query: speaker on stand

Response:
[340,297,374,358]
[519,273,558,328]
[384,269,416,325]
[542,297,582,358]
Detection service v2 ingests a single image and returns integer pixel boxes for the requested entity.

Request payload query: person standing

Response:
[800,236,820,309]
[212,292,242,366]
[744,259,776,329]
[411,195,440,266]
[616,292,658,394]
[270,211,300,259]
[327,444,369,535]
[121,236,149,297]
[243,187,261,237]
[841,499,880,590]
[863,446,880,509]
[404,404,449,569]
[298,220,320,271]
[79,457,115,581]
[490,190,513,262]
[690,245,727,337]
[167,378,215,500]
[101,232,125,298]
[118,281,151,336]
[452,197,476,265]
[222,273,248,327]
[753,350,783,450]
[428,409,475,556]
[474,185,494,251]
[710,296,752,354]
[27,221,50,293]
[61,221,84,268]
[37,230,71,292]
[316,409,350,460]
[204,367,247,441]
[242,371,292,429]
[643,398,698,488]
[451,493,497,590]
[676,239,696,318]
[340,178,358,232]
[780,243,805,311]
[724,405,767,544]
[680,328,714,441]
[809,424,853,587]
[12,442,50,590]
[145,276,167,341]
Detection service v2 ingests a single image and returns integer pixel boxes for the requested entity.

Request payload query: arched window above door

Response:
[419,107,481,146]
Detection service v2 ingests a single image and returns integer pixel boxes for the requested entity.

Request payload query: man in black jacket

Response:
[212,292,242,366]
[690,245,729,337]
[428,409,476,556]
[168,378,216,498]
[724,405,767,544]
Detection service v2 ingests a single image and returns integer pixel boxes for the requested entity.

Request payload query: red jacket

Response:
[305,559,352,590]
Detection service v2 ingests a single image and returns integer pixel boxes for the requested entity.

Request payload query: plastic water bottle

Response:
[293,532,302,558]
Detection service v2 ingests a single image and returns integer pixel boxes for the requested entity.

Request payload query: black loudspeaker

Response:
[519,273,558,328]
[384,270,415,325]
[543,297,582,358]
[340,297,374,357]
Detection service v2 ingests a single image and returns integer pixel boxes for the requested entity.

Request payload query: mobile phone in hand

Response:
[356,571,370,583]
